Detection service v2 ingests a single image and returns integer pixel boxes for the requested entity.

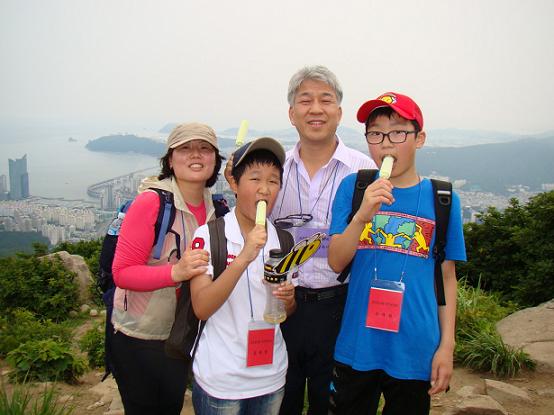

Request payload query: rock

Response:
[496,298,554,373]
[81,304,91,313]
[43,251,93,303]
[452,394,508,414]
[90,309,99,317]
[456,385,479,398]
[484,379,531,405]
[537,388,554,397]
[86,400,105,410]
[69,310,78,317]
[100,309,107,316]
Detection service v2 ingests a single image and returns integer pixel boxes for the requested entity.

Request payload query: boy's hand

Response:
[171,242,210,282]
[428,344,454,395]
[238,224,267,263]
[352,178,394,224]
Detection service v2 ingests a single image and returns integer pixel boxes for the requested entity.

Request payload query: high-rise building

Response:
[8,154,30,199]
[0,174,7,200]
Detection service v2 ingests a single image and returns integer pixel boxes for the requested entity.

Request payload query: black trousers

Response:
[111,331,188,415]
[329,363,431,415]
[279,286,347,415]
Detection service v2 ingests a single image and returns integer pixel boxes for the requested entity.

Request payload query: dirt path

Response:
[3,362,553,414]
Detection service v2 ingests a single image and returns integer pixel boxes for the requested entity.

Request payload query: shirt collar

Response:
[289,134,354,170]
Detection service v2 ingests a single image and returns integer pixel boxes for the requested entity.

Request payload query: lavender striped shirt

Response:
[270,136,377,288]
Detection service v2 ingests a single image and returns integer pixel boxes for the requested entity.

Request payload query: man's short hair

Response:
[287,65,343,106]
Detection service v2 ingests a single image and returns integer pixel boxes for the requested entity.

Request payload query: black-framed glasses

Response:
[365,130,417,145]
[273,213,313,230]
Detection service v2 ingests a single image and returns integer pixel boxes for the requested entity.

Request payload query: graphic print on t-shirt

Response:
[358,211,434,258]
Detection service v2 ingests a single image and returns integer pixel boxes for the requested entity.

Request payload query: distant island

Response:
[86,134,166,157]
[68,137,77,142]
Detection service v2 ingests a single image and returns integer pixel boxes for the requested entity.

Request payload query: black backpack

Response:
[98,188,229,379]
[164,216,294,362]
[336,169,452,306]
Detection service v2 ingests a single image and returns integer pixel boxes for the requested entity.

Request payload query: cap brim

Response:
[233,137,286,168]
[356,100,414,124]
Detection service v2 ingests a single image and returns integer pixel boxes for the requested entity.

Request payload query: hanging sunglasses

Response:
[273,213,313,230]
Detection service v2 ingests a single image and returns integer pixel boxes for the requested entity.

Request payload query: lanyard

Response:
[372,178,422,283]
[245,247,265,320]
[276,159,340,225]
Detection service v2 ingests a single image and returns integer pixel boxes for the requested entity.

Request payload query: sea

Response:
[0,120,164,201]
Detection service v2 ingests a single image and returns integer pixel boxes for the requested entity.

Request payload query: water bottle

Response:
[263,249,287,324]
[107,212,125,236]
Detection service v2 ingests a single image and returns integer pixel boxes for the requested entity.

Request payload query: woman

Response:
[110,122,224,414]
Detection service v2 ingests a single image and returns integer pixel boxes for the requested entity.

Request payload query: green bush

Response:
[0,255,79,322]
[79,323,105,369]
[455,280,535,377]
[459,191,554,307]
[0,309,71,357]
[6,339,87,384]
[0,379,74,415]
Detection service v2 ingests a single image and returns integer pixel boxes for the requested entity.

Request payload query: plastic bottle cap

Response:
[269,249,284,258]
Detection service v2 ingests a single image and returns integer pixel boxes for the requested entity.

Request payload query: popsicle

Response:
[235,120,249,148]
[255,200,267,226]
[380,156,394,179]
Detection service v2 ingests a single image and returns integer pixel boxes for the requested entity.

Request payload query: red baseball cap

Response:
[357,92,424,130]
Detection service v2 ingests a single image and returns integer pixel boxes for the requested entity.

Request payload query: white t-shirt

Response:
[192,208,288,399]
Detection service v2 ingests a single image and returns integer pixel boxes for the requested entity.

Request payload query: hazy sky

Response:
[2,0,554,133]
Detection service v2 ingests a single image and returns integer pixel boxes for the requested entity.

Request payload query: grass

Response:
[0,379,74,415]
[455,277,536,377]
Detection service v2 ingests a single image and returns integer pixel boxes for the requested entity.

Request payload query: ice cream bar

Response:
[380,156,394,179]
[235,120,249,148]
[255,200,267,226]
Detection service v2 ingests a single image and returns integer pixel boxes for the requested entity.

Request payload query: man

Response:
[274,66,376,415]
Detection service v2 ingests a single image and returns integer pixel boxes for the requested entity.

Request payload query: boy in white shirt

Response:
[190,137,296,414]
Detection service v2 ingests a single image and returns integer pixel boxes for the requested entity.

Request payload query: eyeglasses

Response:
[365,130,417,145]
[273,213,313,230]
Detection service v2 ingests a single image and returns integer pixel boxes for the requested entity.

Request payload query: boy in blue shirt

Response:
[327,92,466,414]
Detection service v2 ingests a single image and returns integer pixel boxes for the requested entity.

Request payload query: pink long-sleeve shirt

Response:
[112,191,206,291]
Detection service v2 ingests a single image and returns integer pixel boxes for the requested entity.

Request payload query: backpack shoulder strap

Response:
[192,216,227,361]
[149,188,176,260]
[275,227,295,254]
[208,216,228,280]
[431,179,452,306]
[337,169,379,283]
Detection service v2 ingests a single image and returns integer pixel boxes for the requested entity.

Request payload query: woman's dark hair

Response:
[158,146,224,188]
[365,106,421,133]
[231,149,283,186]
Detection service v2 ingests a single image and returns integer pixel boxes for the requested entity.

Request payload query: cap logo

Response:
[378,94,397,105]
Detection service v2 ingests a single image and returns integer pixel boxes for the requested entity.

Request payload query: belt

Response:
[295,284,348,303]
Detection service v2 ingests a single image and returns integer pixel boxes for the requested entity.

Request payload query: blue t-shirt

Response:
[329,174,466,381]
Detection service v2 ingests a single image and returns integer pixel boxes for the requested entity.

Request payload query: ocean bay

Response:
[0,121,162,201]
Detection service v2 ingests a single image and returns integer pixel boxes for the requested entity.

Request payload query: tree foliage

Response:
[459,191,554,306]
